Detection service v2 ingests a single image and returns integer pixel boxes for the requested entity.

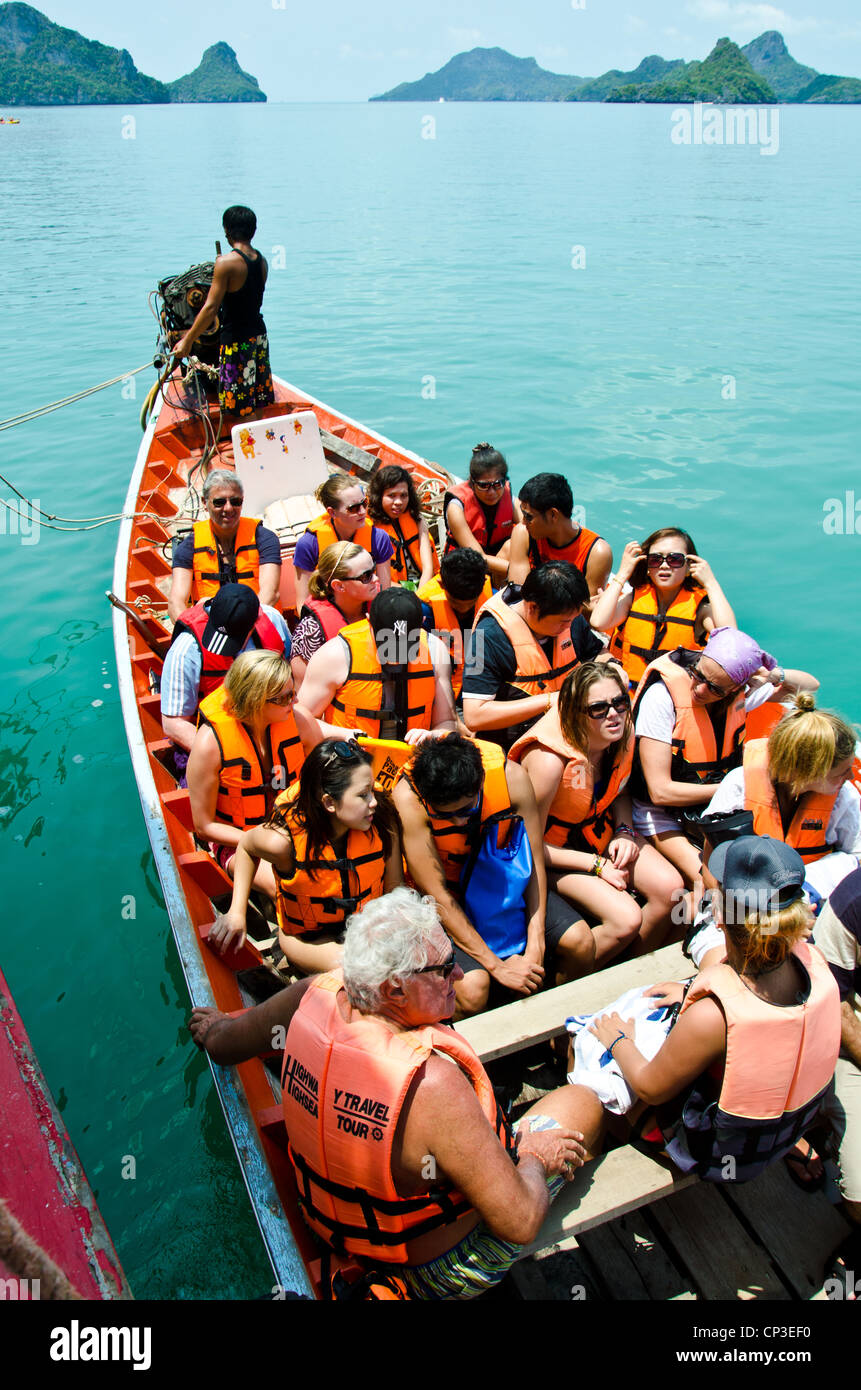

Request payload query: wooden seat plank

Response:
[578,1209,697,1301]
[457,941,693,1062]
[648,1183,789,1300]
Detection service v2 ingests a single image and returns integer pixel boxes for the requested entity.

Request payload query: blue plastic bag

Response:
[460,811,533,958]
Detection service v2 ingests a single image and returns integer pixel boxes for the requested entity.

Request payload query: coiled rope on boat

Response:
[0,1197,82,1300]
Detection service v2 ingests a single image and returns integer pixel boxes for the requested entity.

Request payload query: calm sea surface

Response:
[1,101,858,1297]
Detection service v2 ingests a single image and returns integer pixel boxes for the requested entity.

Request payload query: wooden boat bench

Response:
[456,941,698,1259]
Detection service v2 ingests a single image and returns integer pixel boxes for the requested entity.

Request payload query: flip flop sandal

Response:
[783,1143,825,1192]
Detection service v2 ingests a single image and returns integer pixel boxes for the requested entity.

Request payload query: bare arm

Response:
[445,501,508,582]
[187,726,243,847]
[841,1000,861,1069]
[173,256,231,358]
[168,566,194,623]
[293,566,312,612]
[506,523,532,587]
[426,633,457,738]
[189,976,313,1062]
[161,713,198,752]
[463,691,553,734]
[591,994,726,1106]
[585,538,613,602]
[417,521,437,589]
[637,736,717,809]
[293,639,349,720]
[520,745,594,874]
[506,760,548,961]
[590,540,642,633]
[687,557,736,640]
[375,560,392,591]
[257,563,282,609]
[212,824,296,954]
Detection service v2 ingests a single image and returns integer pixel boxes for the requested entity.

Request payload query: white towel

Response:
[565,985,676,1115]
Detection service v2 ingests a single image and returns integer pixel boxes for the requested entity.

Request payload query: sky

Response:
[27,0,861,101]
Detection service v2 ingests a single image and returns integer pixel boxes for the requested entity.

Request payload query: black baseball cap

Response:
[201,584,260,658]
[709,835,805,910]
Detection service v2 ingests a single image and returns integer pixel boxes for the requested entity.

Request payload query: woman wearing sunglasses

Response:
[188,649,323,898]
[211,738,403,972]
[510,663,684,966]
[367,464,438,589]
[290,542,381,690]
[443,443,521,586]
[591,527,735,688]
[293,472,393,612]
[629,628,817,896]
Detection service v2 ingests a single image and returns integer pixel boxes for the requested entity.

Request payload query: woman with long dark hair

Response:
[211,738,403,973]
[510,662,683,966]
[367,464,438,588]
[443,443,522,585]
[591,526,735,688]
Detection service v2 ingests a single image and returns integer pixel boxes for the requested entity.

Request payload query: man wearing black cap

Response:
[161,583,291,751]
[295,586,457,744]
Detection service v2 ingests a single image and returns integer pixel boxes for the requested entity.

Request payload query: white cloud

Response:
[685,2,819,36]
[447,28,482,47]
[626,14,648,31]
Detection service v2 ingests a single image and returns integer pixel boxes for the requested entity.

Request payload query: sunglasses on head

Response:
[323,739,363,766]
[473,477,506,493]
[586,694,631,719]
[689,665,738,698]
[413,951,458,980]
[210,496,243,509]
[647,551,687,569]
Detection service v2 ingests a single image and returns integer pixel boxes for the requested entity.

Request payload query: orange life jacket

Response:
[667,942,840,1182]
[631,652,746,801]
[191,516,262,601]
[327,620,437,740]
[171,600,284,698]
[742,738,840,864]
[474,591,578,696]
[417,574,493,699]
[529,526,601,578]
[400,738,511,890]
[299,596,348,646]
[444,480,514,556]
[608,584,706,687]
[282,971,514,1263]
[305,514,377,562]
[377,515,437,583]
[509,708,634,853]
[272,786,387,937]
[197,684,303,829]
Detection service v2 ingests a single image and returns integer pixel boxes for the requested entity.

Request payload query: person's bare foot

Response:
[783,1137,825,1191]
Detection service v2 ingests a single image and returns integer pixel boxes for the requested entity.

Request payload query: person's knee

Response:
[605,897,642,948]
[554,922,596,980]
[454,969,490,1018]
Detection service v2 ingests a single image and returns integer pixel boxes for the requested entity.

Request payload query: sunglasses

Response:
[345,567,377,584]
[689,665,739,698]
[473,478,506,493]
[586,695,631,720]
[414,951,458,980]
[425,791,482,821]
[323,739,363,765]
[209,497,243,509]
[342,496,367,514]
[268,687,295,706]
[647,552,687,569]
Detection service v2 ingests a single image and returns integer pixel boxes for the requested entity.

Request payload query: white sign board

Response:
[232,411,328,515]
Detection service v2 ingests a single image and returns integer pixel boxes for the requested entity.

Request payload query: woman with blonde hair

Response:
[705,692,860,900]
[187,649,324,895]
[292,473,393,610]
[570,837,841,1186]
[290,541,381,689]
[212,738,403,972]
[509,662,683,967]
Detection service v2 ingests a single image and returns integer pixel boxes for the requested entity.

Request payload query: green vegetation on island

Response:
[0,3,266,104]
[374,31,860,104]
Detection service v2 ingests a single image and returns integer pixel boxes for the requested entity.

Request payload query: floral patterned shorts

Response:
[218,334,275,417]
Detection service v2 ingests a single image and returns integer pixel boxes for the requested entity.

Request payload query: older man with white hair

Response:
[191,887,597,1299]
[168,468,282,621]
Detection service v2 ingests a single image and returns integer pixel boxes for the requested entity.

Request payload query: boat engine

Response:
[157,262,219,370]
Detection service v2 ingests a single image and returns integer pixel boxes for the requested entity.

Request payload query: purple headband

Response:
[701,628,777,686]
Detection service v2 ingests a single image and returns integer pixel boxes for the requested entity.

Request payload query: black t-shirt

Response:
[462,587,603,750]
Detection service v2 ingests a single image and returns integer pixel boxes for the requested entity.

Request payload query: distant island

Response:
[0,3,266,104]
[371,32,861,104]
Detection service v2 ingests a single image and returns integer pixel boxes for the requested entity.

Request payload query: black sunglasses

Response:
[209,496,243,509]
[342,495,367,514]
[323,739,363,765]
[473,477,506,493]
[586,695,631,719]
[345,567,376,584]
[647,551,687,569]
[689,665,739,698]
[414,951,458,979]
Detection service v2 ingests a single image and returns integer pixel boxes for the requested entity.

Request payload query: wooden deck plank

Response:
[649,1183,789,1300]
[579,1209,698,1301]
[457,941,693,1062]
[720,1161,852,1300]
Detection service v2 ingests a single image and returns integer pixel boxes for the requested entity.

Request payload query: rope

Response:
[0,364,153,433]
[0,1197,83,1300]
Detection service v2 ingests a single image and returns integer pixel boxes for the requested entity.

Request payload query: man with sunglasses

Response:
[168,468,282,621]
[393,733,593,1015]
[190,887,595,1298]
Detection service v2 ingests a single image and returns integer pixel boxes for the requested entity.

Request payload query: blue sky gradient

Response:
[28,1,861,100]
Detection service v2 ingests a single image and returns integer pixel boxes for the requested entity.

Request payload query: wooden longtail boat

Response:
[0,966,130,1299]
[112,369,455,1299]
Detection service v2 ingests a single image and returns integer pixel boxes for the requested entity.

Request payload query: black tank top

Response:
[220,248,266,341]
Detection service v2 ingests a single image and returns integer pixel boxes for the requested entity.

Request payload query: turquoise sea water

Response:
[1,101,858,1298]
